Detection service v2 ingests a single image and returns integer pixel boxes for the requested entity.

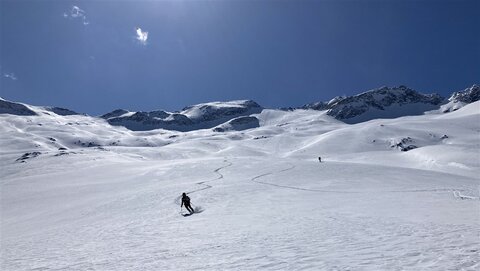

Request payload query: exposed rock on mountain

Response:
[0,98,81,116]
[0,98,37,116]
[303,86,445,123]
[103,100,263,131]
[2,85,478,130]
[441,85,479,113]
[100,109,129,119]
[44,107,79,116]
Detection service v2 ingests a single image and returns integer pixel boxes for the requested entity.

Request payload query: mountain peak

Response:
[302,86,445,123]
[441,84,479,113]
[448,84,479,103]
[0,98,37,116]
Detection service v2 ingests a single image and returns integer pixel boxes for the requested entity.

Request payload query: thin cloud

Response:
[64,5,89,25]
[136,27,148,45]
[4,73,17,80]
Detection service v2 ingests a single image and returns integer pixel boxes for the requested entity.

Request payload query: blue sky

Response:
[1,0,478,115]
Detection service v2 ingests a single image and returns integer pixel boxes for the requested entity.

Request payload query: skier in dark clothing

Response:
[181,193,194,214]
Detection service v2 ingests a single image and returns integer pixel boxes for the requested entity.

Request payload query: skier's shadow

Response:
[182,206,204,217]
[193,206,204,213]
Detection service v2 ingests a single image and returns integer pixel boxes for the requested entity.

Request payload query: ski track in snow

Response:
[452,190,479,200]
[174,160,233,206]
[187,160,233,195]
[250,165,357,194]
[250,162,477,199]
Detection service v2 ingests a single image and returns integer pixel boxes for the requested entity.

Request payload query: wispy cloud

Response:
[136,27,148,45]
[64,5,89,25]
[4,73,17,80]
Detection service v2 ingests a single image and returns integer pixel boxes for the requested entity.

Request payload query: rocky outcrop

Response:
[0,98,37,116]
[102,100,263,131]
[302,86,445,123]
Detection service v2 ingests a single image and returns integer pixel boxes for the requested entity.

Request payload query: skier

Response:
[181,193,194,214]
[318,156,322,163]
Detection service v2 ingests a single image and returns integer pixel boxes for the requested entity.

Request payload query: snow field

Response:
[1,101,479,270]
[2,153,478,270]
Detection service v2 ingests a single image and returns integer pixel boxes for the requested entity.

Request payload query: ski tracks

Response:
[452,190,479,200]
[175,159,233,205]
[249,162,478,198]
[250,162,358,194]
[187,159,233,195]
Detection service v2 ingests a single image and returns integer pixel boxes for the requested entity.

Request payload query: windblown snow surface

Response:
[1,102,479,270]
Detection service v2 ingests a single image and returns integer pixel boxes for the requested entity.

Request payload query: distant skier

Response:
[181,193,194,214]
[318,156,322,163]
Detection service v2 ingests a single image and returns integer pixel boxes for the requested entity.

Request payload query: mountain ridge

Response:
[1,84,478,131]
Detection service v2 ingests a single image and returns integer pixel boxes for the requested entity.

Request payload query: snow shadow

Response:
[193,206,204,213]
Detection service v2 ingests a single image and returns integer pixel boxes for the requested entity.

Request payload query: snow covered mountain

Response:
[302,86,445,123]
[43,106,80,116]
[102,100,263,132]
[0,97,80,116]
[1,92,479,270]
[441,84,479,113]
[212,116,260,132]
[1,84,478,134]
[0,97,38,115]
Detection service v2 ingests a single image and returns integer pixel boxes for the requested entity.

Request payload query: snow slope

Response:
[1,100,479,270]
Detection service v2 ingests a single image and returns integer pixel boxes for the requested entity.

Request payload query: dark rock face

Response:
[441,85,479,113]
[229,116,259,125]
[100,109,129,119]
[326,86,444,121]
[102,100,263,131]
[302,86,445,123]
[0,98,80,116]
[106,111,195,130]
[300,101,328,111]
[448,85,479,104]
[16,152,41,162]
[0,99,37,116]
[165,114,193,125]
[73,140,100,147]
[46,107,79,116]
[390,137,417,152]
[149,110,170,119]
